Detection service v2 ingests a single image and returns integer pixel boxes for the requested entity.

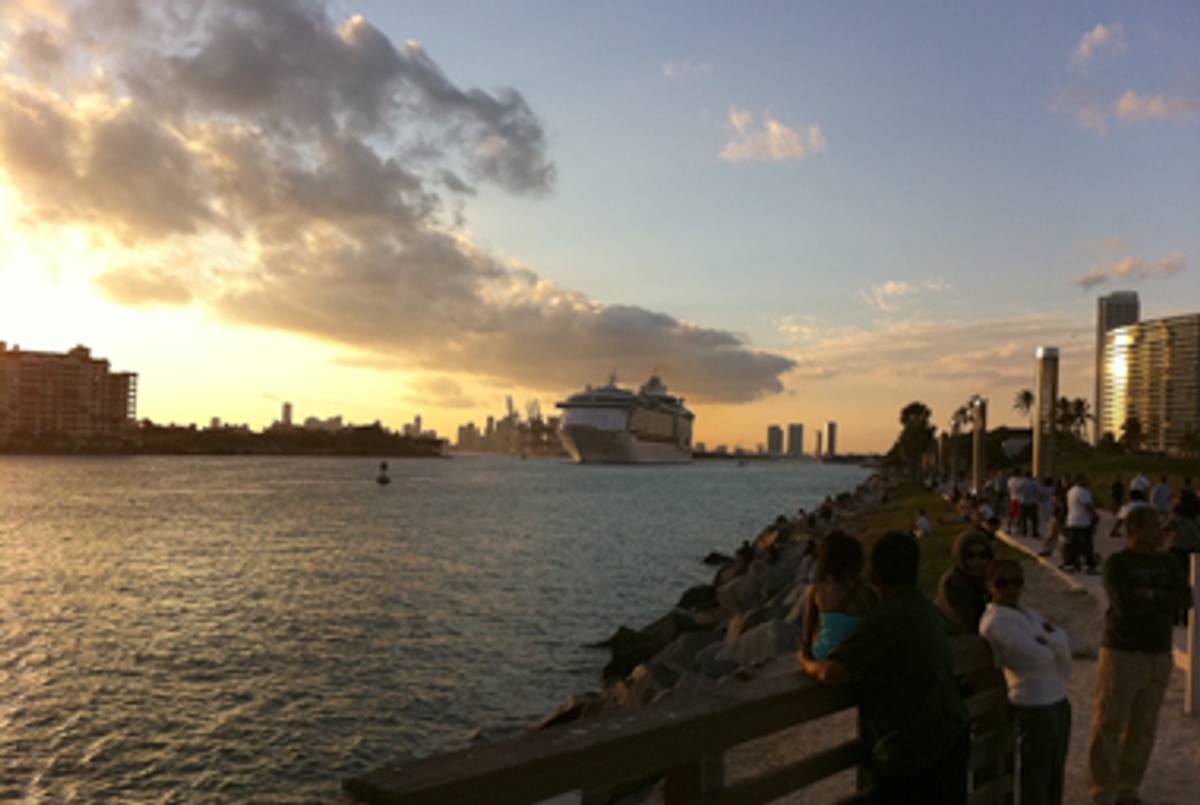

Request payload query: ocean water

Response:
[0,454,872,802]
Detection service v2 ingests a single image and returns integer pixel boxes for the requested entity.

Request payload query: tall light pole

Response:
[971,396,988,496]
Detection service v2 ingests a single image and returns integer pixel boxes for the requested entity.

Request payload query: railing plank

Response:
[965,688,1008,721]
[683,739,863,805]
[969,724,1017,773]
[342,635,1014,805]
[344,673,855,805]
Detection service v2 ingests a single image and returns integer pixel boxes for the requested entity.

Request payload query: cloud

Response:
[860,281,917,312]
[1049,87,1111,132]
[662,59,712,79]
[1076,251,1187,289]
[94,266,193,307]
[1071,23,1126,72]
[0,1,794,404]
[719,107,826,163]
[776,315,820,343]
[403,376,477,409]
[786,315,1093,389]
[1114,90,1200,123]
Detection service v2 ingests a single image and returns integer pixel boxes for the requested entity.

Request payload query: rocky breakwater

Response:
[534,473,892,732]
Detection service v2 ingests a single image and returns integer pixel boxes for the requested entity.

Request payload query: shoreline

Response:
[529,471,890,738]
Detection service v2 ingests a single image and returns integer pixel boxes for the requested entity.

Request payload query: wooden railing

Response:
[341,635,1014,805]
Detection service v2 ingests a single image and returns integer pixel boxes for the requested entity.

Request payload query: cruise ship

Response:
[555,375,694,464]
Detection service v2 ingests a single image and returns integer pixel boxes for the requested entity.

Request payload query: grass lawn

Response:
[847,480,1026,595]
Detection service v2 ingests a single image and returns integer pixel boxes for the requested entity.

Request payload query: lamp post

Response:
[971,396,988,496]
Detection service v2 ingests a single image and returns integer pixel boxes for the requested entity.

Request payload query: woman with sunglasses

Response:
[979,559,1072,805]
[936,530,993,634]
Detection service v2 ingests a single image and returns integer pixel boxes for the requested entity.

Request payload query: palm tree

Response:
[1013,389,1035,431]
[1181,425,1200,459]
[1068,398,1092,441]
[1120,416,1143,453]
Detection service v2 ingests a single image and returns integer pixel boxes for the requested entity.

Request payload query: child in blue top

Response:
[801,530,879,660]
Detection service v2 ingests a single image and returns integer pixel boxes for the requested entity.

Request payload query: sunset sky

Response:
[1,1,1197,452]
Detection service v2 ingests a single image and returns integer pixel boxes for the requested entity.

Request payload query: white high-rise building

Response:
[1095,291,1139,442]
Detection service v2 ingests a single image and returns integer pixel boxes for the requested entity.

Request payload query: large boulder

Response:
[712,620,802,669]
[649,629,723,673]
[716,572,764,615]
[724,606,770,643]
[600,609,704,682]
[676,584,717,610]
[533,691,604,730]
[702,551,734,566]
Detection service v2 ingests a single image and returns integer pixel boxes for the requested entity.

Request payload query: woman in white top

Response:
[979,559,1072,805]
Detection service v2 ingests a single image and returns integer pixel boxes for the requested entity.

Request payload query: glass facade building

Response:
[1099,314,1200,454]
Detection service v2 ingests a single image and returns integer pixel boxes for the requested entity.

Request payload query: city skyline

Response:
[2,2,1198,451]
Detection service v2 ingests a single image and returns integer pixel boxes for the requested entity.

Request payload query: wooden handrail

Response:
[342,635,1013,805]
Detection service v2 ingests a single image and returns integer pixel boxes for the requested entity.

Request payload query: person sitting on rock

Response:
[936,529,993,634]
[800,531,879,660]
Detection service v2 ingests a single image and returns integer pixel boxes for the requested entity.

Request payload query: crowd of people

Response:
[931,470,1200,583]
[790,469,1196,805]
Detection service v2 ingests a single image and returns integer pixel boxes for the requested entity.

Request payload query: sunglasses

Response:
[992,577,1024,589]
[964,551,991,559]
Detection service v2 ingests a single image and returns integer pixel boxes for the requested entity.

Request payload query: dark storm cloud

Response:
[0,0,794,403]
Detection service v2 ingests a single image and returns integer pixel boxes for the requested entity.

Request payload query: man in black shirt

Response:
[799,531,969,804]
[1087,506,1192,805]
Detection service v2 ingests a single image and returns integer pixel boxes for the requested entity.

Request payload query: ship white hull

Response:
[558,425,692,464]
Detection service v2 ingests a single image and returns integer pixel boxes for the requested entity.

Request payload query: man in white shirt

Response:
[1150,476,1172,516]
[1109,491,1152,543]
[1065,475,1098,573]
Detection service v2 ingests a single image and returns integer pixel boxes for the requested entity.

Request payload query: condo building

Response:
[787,423,804,457]
[1098,312,1200,454]
[0,342,137,440]
[1094,291,1140,442]
[826,421,838,457]
[767,424,784,456]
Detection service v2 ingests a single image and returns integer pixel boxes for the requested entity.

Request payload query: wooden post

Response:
[1187,554,1200,717]
[664,754,723,803]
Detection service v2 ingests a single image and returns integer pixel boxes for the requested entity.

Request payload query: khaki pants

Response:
[1087,647,1173,804]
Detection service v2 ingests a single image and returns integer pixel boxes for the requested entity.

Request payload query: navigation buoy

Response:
[377,460,390,485]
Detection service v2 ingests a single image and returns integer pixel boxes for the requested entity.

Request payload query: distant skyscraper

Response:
[282,402,293,427]
[787,423,804,457]
[1033,347,1059,479]
[826,421,838,457]
[767,425,784,455]
[1095,291,1139,442]
[815,430,823,458]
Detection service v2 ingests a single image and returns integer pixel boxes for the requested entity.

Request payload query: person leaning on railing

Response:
[798,531,970,805]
